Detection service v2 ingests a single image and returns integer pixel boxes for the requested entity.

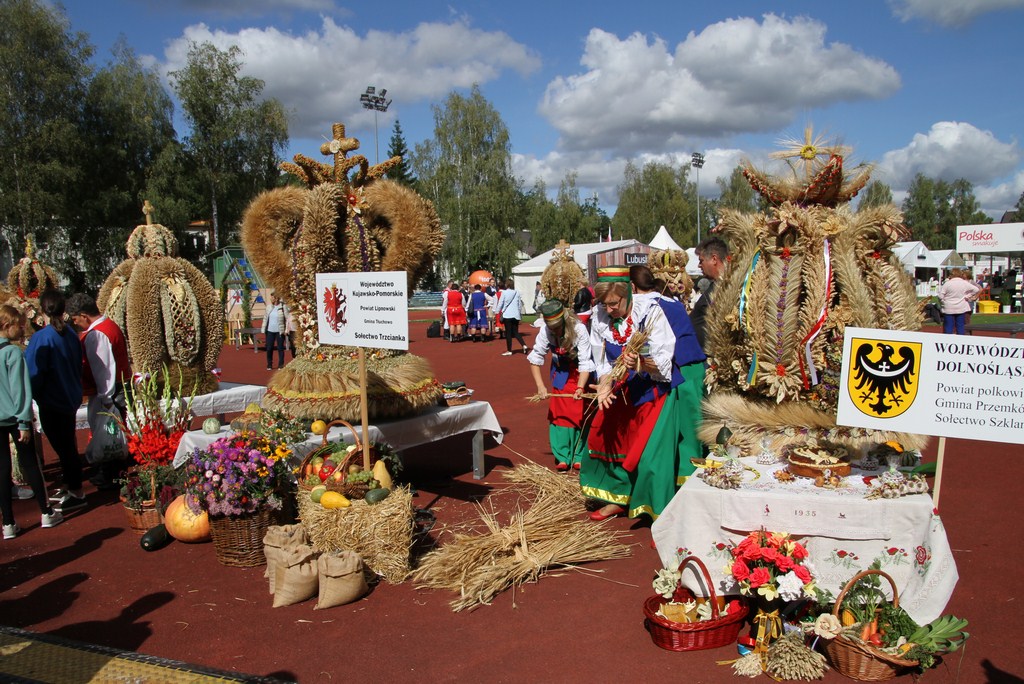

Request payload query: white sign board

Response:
[837,326,1024,445]
[315,272,409,350]
[956,222,1024,253]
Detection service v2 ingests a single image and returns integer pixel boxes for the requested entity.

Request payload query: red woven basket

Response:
[644,555,749,651]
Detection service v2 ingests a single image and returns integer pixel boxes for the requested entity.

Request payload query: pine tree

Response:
[384,119,417,187]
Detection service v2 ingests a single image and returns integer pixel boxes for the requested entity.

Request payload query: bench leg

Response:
[472,429,484,479]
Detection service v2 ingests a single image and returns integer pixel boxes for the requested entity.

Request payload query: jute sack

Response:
[271,544,320,608]
[264,524,309,594]
[315,550,368,609]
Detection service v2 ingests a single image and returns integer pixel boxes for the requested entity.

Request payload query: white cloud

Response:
[876,121,1020,190]
[889,0,1024,27]
[160,18,541,139]
[974,170,1024,216]
[539,15,900,156]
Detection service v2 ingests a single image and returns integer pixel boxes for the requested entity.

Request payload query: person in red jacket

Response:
[67,293,133,490]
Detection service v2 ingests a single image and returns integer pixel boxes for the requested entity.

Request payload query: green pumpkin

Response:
[364,487,390,505]
[202,417,222,434]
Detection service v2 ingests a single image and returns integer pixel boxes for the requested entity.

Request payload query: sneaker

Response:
[41,509,63,528]
[2,523,19,540]
[501,351,513,356]
[54,492,87,511]
[15,485,34,500]
[266,366,272,371]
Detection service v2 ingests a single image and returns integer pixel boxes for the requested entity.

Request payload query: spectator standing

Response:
[67,293,132,490]
[466,285,489,342]
[533,281,546,312]
[691,236,729,350]
[0,305,63,539]
[25,290,86,511]
[496,279,528,355]
[938,268,981,335]
[492,282,505,340]
[527,300,594,471]
[444,282,467,342]
[261,292,288,370]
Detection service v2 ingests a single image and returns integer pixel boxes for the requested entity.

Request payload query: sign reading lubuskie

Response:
[837,326,1024,445]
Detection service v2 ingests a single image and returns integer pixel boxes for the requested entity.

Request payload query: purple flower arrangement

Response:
[184,432,292,517]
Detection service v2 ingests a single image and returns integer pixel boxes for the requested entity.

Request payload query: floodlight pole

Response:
[359,85,393,164]
[691,152,705,244]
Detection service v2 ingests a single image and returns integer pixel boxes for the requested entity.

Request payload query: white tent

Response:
[649,225,683,251]
[511,239,643,313]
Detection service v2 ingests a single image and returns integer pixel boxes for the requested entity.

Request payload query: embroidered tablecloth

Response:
[651,458,958,624]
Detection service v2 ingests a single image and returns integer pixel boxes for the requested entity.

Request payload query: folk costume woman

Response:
[582,266,676,521]
[629,265,707,512]
[527,300,594,471]
[444,282,467,342]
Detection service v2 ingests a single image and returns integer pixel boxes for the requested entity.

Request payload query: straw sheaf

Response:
[239,185,308,305]
[125,223,178,259]
[98,262,134,333]
[411,464,630,611]
[297,485,415,584]
[540,259,584,306]
[831,230,877,329]
[795,237,829,377]
[699,393,928,454]
[648,249,693,301]
[8,257,58,295]
[714,209,760,259]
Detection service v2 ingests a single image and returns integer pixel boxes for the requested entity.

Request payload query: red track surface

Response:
[0,318,1020,683]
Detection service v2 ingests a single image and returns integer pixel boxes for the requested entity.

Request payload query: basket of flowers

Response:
[183,431,292,567]
[644,555,749,651]
[297,419,395,501]
[817,567,968,681]
[115,369,194,535]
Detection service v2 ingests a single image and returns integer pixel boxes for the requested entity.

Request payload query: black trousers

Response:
[504,318,526,352]
[38,406,82,491]
[0,424,49,525]
[266,331,286,368]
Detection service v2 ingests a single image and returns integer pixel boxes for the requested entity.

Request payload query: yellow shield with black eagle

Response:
[847,338,922,418]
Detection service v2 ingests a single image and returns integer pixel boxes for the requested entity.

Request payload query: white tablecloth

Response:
[60,382,267,431]
[173,401,503,479]
[651,458,958,625]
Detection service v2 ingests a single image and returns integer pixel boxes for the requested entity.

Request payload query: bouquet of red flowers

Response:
[725,529,817,601]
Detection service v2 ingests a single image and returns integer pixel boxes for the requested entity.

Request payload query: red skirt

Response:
[447,306,467,326]
[587,389,664,471]
[549,370,585,428]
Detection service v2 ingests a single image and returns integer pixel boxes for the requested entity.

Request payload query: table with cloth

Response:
[650,457,958,625]
[173,401,503,480]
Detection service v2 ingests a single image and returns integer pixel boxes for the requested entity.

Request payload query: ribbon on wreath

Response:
[753,606,783,650]
[739,251,761,386]
[798,239,832,389]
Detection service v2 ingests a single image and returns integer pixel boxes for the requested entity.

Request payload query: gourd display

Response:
[97,201,223,395]
[240,123,445,421]
[163,495,211,543]
[202,417,222,434]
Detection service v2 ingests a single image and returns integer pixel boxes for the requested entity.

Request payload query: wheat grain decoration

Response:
[701,128,926,456]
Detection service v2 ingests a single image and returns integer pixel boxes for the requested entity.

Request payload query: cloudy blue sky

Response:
[62,0,1024,222]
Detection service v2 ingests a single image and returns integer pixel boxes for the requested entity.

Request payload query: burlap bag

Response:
[271,544,319,608]
[315,550,368,609]
[263,524,309,594]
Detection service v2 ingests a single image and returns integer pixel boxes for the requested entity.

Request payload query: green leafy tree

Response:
[169,42,288,250]
[612,161,693,245]
[521,179,558,254]
[412,85,521,278]
[903,175,989,249]
[858,180,894,211]
[0,0,91,271]
[384,119,417,187]
[715,166,758,214]
[1011,190,1024,222]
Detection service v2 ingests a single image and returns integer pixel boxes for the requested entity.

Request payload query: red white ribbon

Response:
[799,239,831,389]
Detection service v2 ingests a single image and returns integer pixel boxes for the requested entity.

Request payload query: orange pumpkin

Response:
[163,495,211,543]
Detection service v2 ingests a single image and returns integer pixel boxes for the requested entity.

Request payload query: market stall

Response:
[651,457,957,625]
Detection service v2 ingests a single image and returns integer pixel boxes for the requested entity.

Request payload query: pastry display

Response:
[785,442,851,479]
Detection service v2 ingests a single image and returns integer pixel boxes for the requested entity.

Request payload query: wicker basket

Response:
[208,509,272,567]
[297,419,379,501]
[644,555,749,651]
[442,386,473,406]
[823,569,919,681]
[121,499,162,536]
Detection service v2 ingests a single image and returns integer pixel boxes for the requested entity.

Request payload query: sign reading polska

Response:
[955,222,1024,253]
[315,271,409,351]
[837,326,1024,445]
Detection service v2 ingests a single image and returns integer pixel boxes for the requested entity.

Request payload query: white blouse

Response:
[589,294,673,382]
[526,320,596,372]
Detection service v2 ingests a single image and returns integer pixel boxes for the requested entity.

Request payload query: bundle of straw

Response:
[411,463,630,611]
[607,327,651,385]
